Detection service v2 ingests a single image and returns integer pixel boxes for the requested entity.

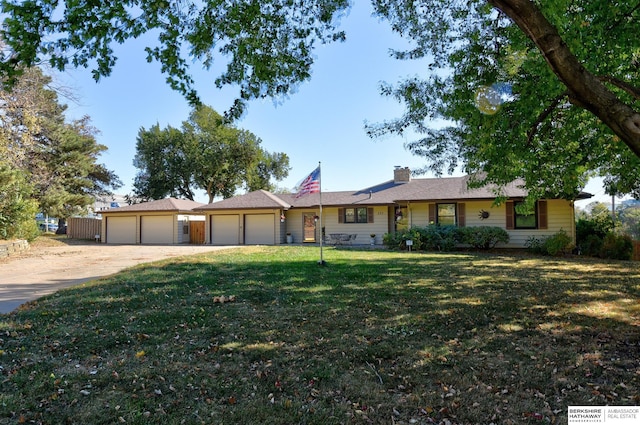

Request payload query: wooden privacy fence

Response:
[68,217,102,240]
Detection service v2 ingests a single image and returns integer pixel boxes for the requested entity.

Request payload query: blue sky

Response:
[57,1,613,207]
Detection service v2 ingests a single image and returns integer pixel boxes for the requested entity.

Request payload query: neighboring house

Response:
[100,198,205,244]
[195,167,592,248]
[91,194,129,218]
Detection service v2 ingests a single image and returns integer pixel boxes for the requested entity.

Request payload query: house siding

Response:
[324,206,388,244]
[285,206,389,245]
[284,209,311,244]
[402,199,575,248]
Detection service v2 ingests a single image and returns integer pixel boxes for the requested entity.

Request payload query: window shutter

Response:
[367,208,374,223]
[457,203,466,227]
[428,204,436,224]
[506,201,514,230]
[338,208,344,223]
[538,200,548,229]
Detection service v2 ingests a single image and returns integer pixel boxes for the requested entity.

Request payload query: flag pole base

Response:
[317,260,327,266]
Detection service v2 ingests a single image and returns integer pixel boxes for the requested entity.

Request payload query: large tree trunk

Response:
[488,0,640,158]
[56,218,67,235]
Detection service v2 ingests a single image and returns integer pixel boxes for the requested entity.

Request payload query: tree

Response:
[0,160,39,240]
[133,105,290,203]
[368,0,640,200]
[0,0,348,120]
[0,67,122,229]
[2,1,639,198]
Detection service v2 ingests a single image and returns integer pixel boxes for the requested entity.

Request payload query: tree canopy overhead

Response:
[368,0,640,199]
[2,0,639,198]
[0,0,349,120]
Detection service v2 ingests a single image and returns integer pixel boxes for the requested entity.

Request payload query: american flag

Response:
[295,166,321,198]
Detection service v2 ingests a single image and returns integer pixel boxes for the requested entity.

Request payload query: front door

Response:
[303,213,316,242]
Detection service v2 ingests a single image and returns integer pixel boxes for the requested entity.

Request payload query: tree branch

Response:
[488,0,640,158]
[599,76,640,101]
[607,2,640,31]
[527,92,567,146]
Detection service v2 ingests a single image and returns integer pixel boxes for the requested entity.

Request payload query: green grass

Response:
[1,246,639,424]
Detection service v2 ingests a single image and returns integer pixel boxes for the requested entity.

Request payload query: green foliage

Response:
[458,226,509,250]
[384,225,509,251]
[574,202,630,258]
[618,205,640,240]
[526,229,573,257]
[134,105,290,203]
[525,236,546,255]
[0,0,349,119]
[599,232,633,261]
[544,230,574,257]
[368,0,640,199]
[579,234,604,257]
[414,225,459,251]
[0,161,39,240]
[3,0,639,196]
[0,67,121,221]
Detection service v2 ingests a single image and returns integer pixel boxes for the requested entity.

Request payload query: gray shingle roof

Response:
[102,198,205,213]
[195,175,592,211]
[194,190,292,210]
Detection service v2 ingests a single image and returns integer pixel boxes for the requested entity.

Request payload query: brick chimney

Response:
[394,166,411,184]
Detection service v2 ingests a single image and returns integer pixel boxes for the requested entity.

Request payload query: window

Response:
[344,207,368,223]
[514,201,536,229]
[428,203,466,226]
[506,200,547,230]
[437,203,456,225]
[339,207,373,224]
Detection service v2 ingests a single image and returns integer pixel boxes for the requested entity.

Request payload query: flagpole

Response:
[318,161,325,265]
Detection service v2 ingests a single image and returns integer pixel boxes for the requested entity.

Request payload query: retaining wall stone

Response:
[0,240,30,258]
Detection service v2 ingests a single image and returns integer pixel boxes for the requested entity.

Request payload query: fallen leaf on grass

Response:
[213,295,237,304]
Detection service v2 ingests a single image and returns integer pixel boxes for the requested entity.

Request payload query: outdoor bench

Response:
[327,233,357,245]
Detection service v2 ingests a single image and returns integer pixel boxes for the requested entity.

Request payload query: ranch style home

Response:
[193,167,593,248]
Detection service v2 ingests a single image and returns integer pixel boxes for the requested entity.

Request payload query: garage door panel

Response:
[211,215,240,245]
[106,216,136,244]
[245,214,275,245]
[141,215,174,244]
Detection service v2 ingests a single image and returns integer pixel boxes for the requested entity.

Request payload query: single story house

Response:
[195,167,592,248]
[99,198,206,244]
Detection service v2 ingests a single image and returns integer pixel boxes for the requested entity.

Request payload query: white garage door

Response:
[245,214,275,245]
[211,215,240,245]
[141,215,174,244]
[106,216,136,244]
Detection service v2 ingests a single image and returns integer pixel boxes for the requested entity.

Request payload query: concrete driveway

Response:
[0,242,235,314]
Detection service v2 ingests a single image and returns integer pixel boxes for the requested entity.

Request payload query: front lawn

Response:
[1,247,639,424]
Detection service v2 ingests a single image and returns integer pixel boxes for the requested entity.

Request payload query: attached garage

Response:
[106,216,136,244]
[210,215,240,245]
[141,215,174,244]
[100,198,205,244]
[245,214,275,245]
[195,190,291,245]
